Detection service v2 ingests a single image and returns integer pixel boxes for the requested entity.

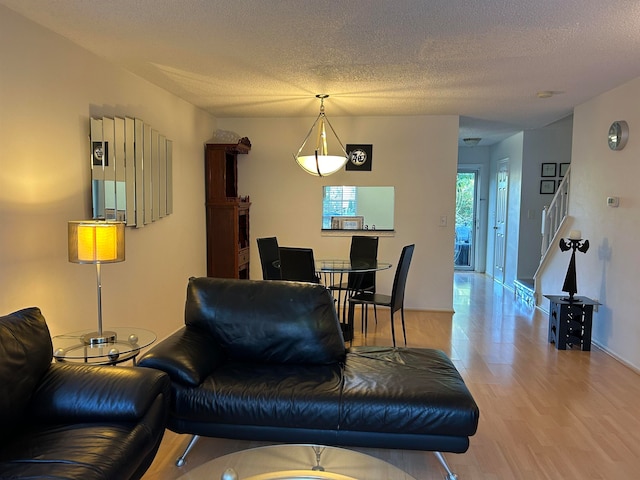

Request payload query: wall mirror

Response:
[91,117,172,227]
[322,186,394,230]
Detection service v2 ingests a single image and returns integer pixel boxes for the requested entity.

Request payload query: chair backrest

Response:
[278,247,320,283]
[348,235,379,290]
[257,237,281,280]
[390,244,415,313]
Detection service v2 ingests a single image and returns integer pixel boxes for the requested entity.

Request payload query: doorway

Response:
[454,169,478,270]
[493,159,509,283]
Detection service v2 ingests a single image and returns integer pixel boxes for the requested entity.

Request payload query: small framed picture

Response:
[330,216,364,230]
[541,163,557,177]
[346,144,373,171]
[540,180,556,194]
[559,163,570,177]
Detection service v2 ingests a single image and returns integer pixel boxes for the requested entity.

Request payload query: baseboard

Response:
[591,340,640,375]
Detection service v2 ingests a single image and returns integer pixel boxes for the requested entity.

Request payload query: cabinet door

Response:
[206,205,239,278]
[205,145,238,201]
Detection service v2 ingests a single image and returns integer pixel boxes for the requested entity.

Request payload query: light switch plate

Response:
[606,196,619,207]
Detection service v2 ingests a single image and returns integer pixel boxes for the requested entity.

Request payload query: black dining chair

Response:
[278,247,321,283]
[347,244,415,347]
[257,237,281,280]
[329,235,379,319]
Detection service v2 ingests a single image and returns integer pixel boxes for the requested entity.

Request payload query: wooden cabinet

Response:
[204,140,251,278]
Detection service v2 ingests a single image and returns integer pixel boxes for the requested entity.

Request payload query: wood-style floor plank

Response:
[142,273,640,479]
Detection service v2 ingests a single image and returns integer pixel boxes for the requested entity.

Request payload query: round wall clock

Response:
[608,120,629,150]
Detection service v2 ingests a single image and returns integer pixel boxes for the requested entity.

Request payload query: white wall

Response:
[0,6,215,341]
[538,77,640,371]
[220,115,460,311]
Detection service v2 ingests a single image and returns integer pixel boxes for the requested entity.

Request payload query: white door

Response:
[493,159,509,284]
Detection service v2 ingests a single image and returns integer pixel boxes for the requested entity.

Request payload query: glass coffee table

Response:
[51,327,156,365]
[177,444,415,480]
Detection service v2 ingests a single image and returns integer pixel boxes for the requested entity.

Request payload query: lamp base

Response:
[83,331,117,345]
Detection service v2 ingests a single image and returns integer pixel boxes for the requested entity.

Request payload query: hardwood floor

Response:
[142,273,640,479]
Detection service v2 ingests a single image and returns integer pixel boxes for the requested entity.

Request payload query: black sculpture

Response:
[559,234,589,302]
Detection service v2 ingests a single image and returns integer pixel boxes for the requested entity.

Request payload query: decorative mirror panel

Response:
[91,117,172,227]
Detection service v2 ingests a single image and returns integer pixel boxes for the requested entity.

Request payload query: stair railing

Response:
[540,166,571,261]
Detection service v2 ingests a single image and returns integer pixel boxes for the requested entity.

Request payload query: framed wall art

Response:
[346,144,373,171]
[541,163,557,177]
[540,179,556,194]
[559,163,570,177]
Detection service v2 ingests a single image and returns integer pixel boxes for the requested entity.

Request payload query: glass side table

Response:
[52,327,156,365]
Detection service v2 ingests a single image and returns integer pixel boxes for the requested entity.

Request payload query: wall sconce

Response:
[68,220,125,345]
[293,94,349,177]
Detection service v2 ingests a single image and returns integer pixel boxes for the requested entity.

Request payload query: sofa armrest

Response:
[138,326,226,387]
[29,362,170,422]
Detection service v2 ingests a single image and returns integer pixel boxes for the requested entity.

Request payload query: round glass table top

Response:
[52,327,156,363]
[177,444,415,480]
[315,259,392,273]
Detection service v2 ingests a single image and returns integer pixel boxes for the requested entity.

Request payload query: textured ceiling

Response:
[3,0,640,145]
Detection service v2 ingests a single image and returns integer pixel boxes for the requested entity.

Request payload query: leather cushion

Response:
[184,277,345,364]
[0,307,53,432]
[172,361,343,429]
[341,346,479,436]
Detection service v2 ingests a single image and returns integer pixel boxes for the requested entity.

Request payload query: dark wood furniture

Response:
[205,139,251,278]
[544,295,599,350]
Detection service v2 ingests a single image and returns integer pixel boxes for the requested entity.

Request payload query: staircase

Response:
[514,278,535,307]
[531,166,571,304]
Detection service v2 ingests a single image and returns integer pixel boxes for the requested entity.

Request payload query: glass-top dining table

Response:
[316,259,392,341]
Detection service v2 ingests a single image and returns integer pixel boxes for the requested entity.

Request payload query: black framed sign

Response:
[346,144,373,171]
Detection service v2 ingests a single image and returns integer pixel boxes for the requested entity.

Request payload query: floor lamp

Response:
[68,220,125,345]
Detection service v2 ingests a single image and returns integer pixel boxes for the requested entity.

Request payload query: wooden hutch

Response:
[204,138,251,278]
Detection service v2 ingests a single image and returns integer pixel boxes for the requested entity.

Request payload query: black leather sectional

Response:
[0,307,170,480]
[139,277,479,479]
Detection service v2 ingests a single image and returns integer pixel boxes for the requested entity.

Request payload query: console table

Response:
[544,295,599,351]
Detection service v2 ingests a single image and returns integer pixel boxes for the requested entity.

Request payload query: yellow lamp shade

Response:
[68,221,125,264]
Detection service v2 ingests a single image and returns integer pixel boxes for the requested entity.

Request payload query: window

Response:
[322,186,357,229]
[322,186,394,231]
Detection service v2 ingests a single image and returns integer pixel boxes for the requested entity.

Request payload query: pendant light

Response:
[293,94,348,177]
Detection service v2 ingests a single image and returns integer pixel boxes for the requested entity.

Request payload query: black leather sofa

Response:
[0,307,171,480]
[139,277,479,479]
